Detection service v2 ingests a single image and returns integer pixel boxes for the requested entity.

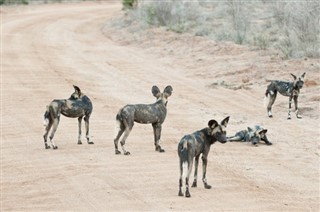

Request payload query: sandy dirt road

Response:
[1,2,319,211]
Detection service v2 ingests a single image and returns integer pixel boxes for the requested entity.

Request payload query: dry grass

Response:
[118,0,320,59]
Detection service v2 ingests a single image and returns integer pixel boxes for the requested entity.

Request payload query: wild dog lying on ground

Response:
[228,125,272,146]
[43,85,93,149]
[114,85,173,155]
[265,72,306,119]
[178,117,230,198]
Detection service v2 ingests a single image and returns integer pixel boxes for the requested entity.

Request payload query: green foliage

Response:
[122,0,136,9]
[253,34,269,50]
[0,0,29,5]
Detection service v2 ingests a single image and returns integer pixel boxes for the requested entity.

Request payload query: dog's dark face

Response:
[248,127,268,145]
[292,73,305,89]
[208,116,230,143]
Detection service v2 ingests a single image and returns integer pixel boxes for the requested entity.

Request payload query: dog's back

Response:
[178,132,204,162]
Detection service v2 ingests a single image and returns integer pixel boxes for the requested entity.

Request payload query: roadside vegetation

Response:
[121,0,319,59]
[0,0,95,5]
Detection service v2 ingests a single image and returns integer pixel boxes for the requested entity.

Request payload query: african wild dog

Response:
[114,85,173,155]
[178,117,230,198]
[228,125,272,146]
[43,85,93,149]
[265,73,305,119]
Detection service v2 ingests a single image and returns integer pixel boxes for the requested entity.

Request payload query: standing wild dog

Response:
[114,85,173,155]
[265,72,305,119]
[228,125,272,146]
[178,117,230,198]
[43,85,93,149]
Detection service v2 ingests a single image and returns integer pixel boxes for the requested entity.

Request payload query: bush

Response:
[0,0,29,5]
[118,0,319,58]
[122,0,137,9]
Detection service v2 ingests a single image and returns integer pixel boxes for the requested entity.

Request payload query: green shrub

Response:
[122,0,137,9]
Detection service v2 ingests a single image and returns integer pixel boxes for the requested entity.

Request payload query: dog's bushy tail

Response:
[43,106,50,127]
[114,108,124,138]
[178,137,190,178]
[264,93,269,108]
[264,88,270,108]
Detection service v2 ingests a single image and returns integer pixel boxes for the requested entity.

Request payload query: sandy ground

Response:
[1,2,320,211]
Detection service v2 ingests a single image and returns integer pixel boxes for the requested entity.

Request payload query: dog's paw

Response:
[204,184,212,189]
[178,191,184,196]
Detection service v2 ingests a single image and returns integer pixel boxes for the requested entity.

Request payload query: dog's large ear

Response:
[152,86,161,98]
[290,73,297,80]
[300,72,306,80]
[247,127,254,132]
[259,129,268,136]
[208,119,218,129]
[73,85,81,95]
[163,85,173,98]
[221,116,230,128]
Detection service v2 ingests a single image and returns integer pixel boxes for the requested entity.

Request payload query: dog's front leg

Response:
[84,116,93,144]
[294,95,302,118]
[78,117,82,144]
[288,96,293,119]
[192,155,200,187]
[153,123,165,152]
[49,117,60,149]
[202,155,212,189]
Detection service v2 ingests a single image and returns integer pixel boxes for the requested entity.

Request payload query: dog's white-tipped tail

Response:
[264,93,270,108]
[182,161,188,179]
[43,118,49,127]
[114,119,121,138]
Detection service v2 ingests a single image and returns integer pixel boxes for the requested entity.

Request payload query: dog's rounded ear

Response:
[163,85,173,98]
[73,85,81,95]
[301,72,306,80]
[259,129,268,135]
[208,120,218,129]
[247,127,253,132]
[221,116,230,127]
[290,73,297,80]
[152,86,161,98]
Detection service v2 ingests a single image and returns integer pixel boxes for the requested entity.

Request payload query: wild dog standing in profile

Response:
[265,73,306,119]
[178,117,230,198]
[228,125,272,146]
[114,85,173,155]
[43,85,93,149]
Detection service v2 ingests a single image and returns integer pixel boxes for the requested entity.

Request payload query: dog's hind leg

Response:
[78,117,83,144]
[178,158,184,197]
[185,157,193,198]
[119,119,133,155]
[49,117,60,149]
[114,124,125,154]
[227,135,242,142]
[267,91,277,118]
[114,113,125,154]
[43,121,53,149]
[84,115,93,144]
[202,155,212,189]
[191,155,200,187]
